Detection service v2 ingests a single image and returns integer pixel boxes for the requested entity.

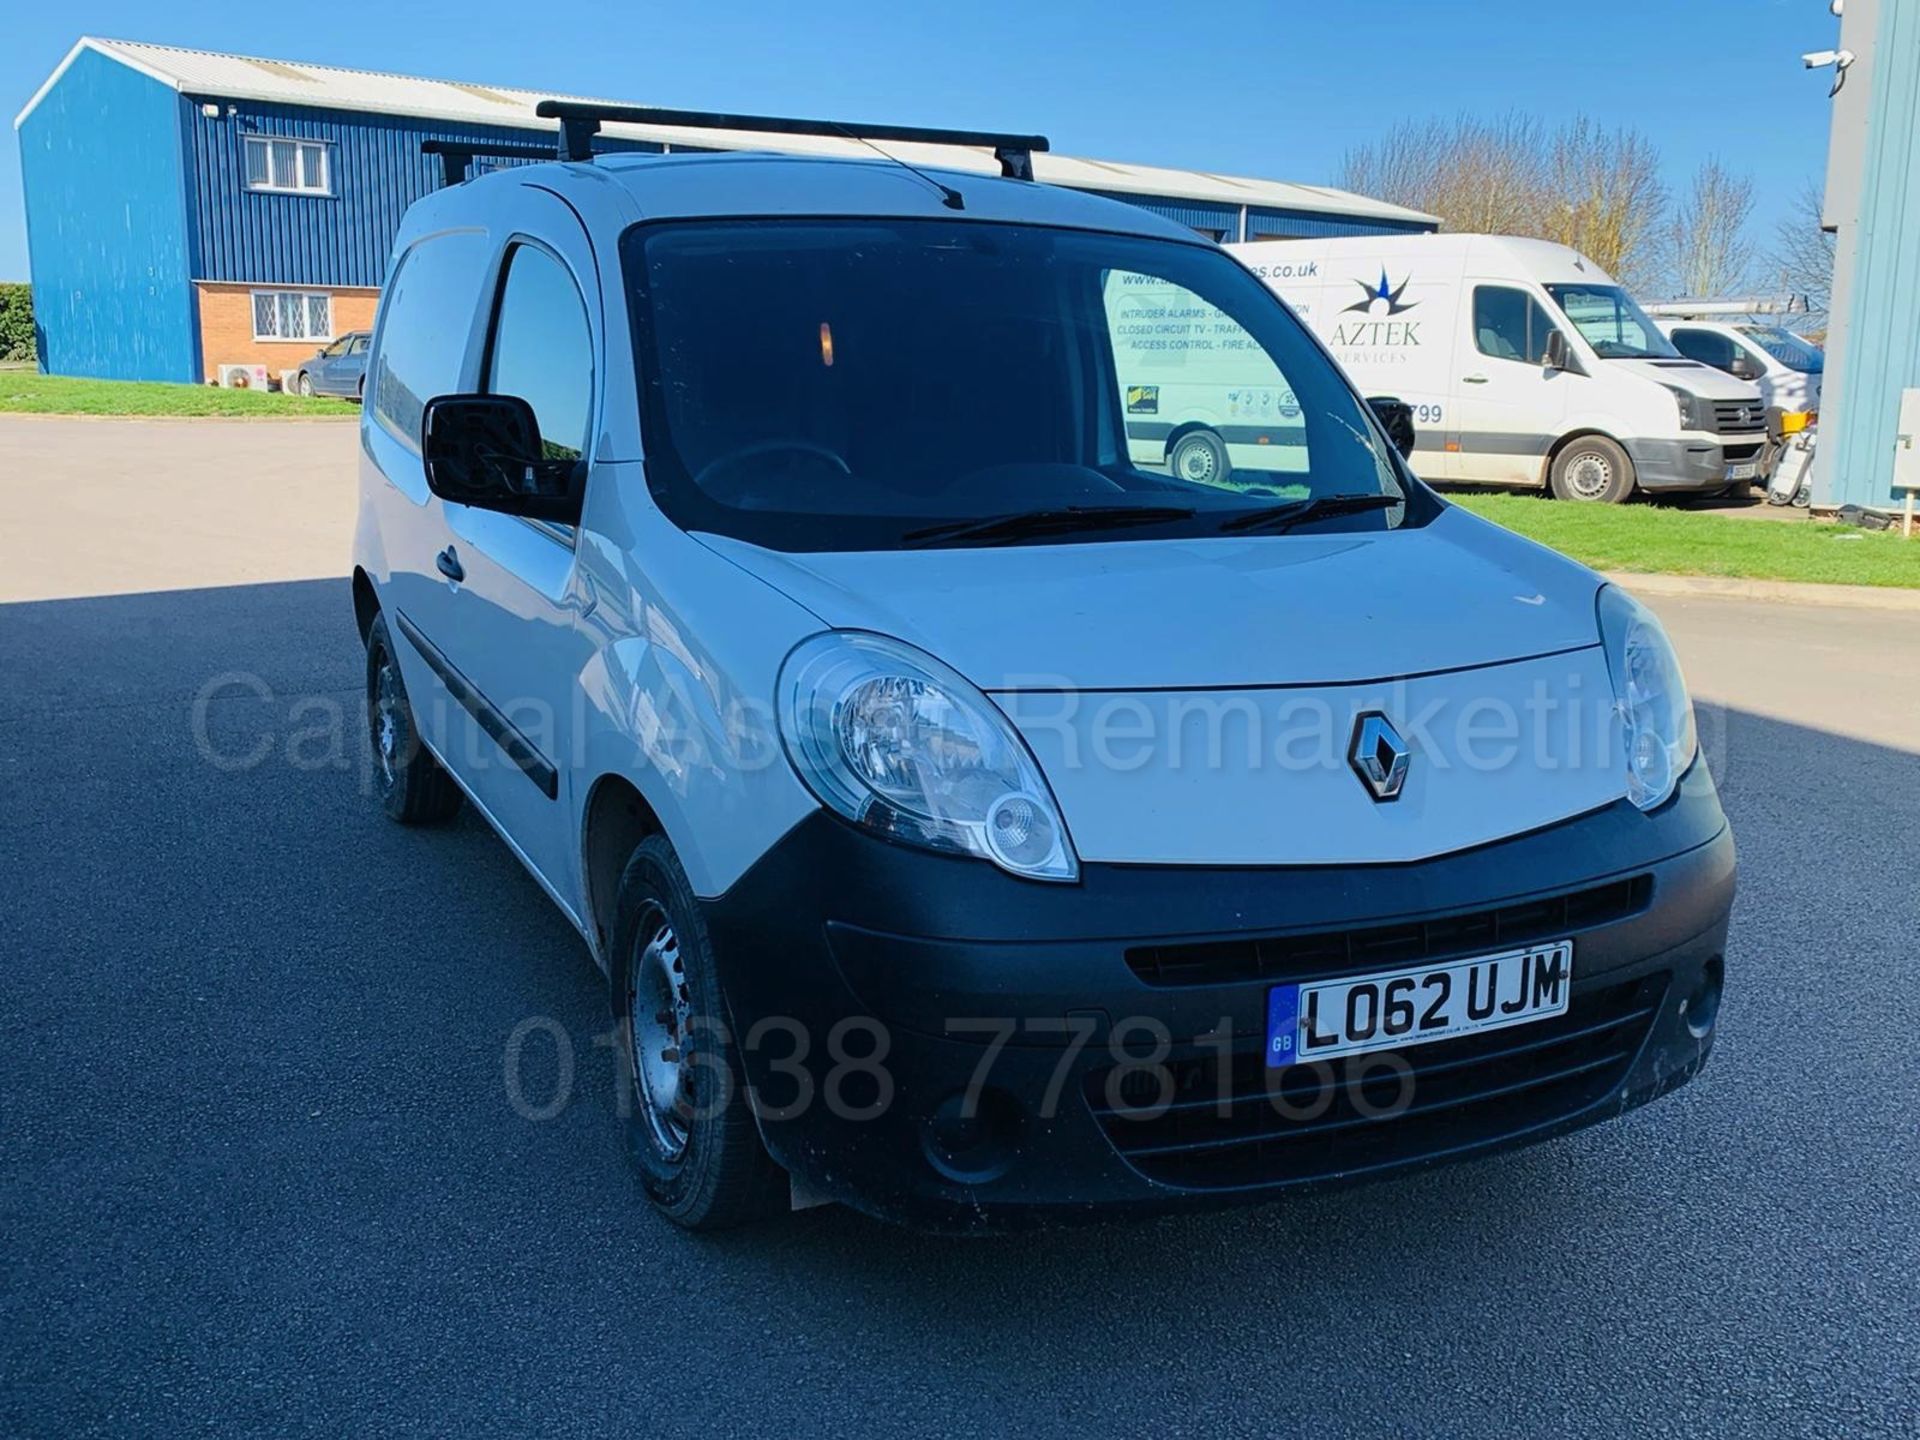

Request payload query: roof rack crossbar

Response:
[420,138,558,186]
[533,100,1049,179]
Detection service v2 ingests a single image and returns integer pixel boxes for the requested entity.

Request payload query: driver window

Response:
[1473,286,1554,364]
[485,243,593,464]
[1102,269,1305,490]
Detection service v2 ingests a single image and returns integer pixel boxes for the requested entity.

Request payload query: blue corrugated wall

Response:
[1086,189,1433,241]
[183,102,660,287]
[1244,208,1433,240]
[1823,1,1920,509]
[18,49,197,381]
[19,48,1437,380]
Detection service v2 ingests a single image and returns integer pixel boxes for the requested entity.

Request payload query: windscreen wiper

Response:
[902,504,1196,547]
[1217,493,1403,535]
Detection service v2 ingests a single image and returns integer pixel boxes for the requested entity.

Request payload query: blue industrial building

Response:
[13,38,1437,385]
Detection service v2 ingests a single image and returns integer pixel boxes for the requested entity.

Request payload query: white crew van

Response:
[1643,301,1825,421]
[1225,234,1768,503]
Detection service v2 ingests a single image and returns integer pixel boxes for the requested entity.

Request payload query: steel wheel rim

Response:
[628,904,694,1160]
[1566,451,1613,499]
[1174,440,1218,484]
[373,653,400,784]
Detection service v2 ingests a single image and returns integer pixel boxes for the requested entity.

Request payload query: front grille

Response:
[1711,399,1766,434]
[1126,875,1652,988]
[1086,974,1666,1190]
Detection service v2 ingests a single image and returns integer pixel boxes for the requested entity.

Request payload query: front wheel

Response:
[612,835,786,1230]
[297,371,313,397]
[1549,435,1635,503]
[1168,428,1231,487]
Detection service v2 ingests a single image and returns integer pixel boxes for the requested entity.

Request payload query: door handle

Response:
[435,545,464,583]
[1463,374,1490,384]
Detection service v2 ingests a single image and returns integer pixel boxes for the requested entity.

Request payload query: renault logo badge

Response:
[1349,712,1410,802]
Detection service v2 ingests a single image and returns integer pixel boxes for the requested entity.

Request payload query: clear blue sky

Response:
[2,0,1839,283]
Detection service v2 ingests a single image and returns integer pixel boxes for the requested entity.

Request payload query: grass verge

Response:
[0,371,356,419]
[1453,492,1920,590]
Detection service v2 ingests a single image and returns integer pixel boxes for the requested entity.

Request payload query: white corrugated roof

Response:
[15,37,1437,226]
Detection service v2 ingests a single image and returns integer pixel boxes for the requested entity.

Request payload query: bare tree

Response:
[1338,112,1546,238]
[1338,114,1667,287]
[1542,120,1668,291]
[1665,159,1756,297]
[1766,178,1836,328]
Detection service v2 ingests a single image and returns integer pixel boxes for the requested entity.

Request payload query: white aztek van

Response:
[1226,234,1768,503]
[354,106,1734,1231]
[1644,306,1825,421]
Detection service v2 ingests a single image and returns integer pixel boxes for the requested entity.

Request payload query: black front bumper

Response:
[701,761,1735,1229]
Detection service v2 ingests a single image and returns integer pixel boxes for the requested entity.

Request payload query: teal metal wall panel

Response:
[1825,1,1920,508]
[18,48,196,381]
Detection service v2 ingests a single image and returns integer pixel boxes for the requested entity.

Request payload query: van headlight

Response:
[1597,586,1697,811]
[776,631,1080,882]
[1662,384,1708,431]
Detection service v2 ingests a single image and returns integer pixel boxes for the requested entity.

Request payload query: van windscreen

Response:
[1543,283,1679,361]
[620,219,1413,552]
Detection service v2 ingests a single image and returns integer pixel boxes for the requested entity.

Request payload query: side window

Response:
[1671,327,1738,372]
[370,230,492,453]
[1102,269,1307,486]
[484,244,593,463]
[1472,285,1555,365]
[348,334,369,356]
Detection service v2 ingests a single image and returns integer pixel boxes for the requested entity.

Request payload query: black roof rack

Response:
[532,99,1049,180]
[421,138,558,186]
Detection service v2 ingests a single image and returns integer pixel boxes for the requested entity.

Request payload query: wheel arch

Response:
[1540,427,1636,489]
[580,772,666,965]
[1163,419,1225,458]
[351,566,379,644]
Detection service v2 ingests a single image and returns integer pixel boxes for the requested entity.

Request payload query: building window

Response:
[252,290,332,342]
[243,136,330,195]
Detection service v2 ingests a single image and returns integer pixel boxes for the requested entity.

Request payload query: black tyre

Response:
[612,834,785,1230]
[1168,428,1231,487]
[1549,435,1635,503]
[365,612,463,824]
[297,371,313,397]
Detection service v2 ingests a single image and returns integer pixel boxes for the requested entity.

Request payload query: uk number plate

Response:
[1726,461,1758,481]
[1266,942,1573,1068]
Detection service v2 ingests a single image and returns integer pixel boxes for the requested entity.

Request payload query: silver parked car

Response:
[292,331,370,400]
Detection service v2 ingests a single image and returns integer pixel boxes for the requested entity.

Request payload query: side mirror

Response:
[1543,330,1573,373]
[1730,354,1762,381]
[421,394,583,524]
[1366,396,1416,461]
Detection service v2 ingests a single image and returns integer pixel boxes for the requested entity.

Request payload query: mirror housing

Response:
[421,394,583,524]
[1730,353,1762,381]
[1366,396,1416,461]
[1543,329,1575,373]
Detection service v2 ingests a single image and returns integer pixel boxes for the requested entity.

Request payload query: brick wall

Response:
[195,283,380,385]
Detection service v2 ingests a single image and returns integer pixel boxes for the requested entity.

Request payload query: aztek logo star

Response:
[1344,269,1418,316]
